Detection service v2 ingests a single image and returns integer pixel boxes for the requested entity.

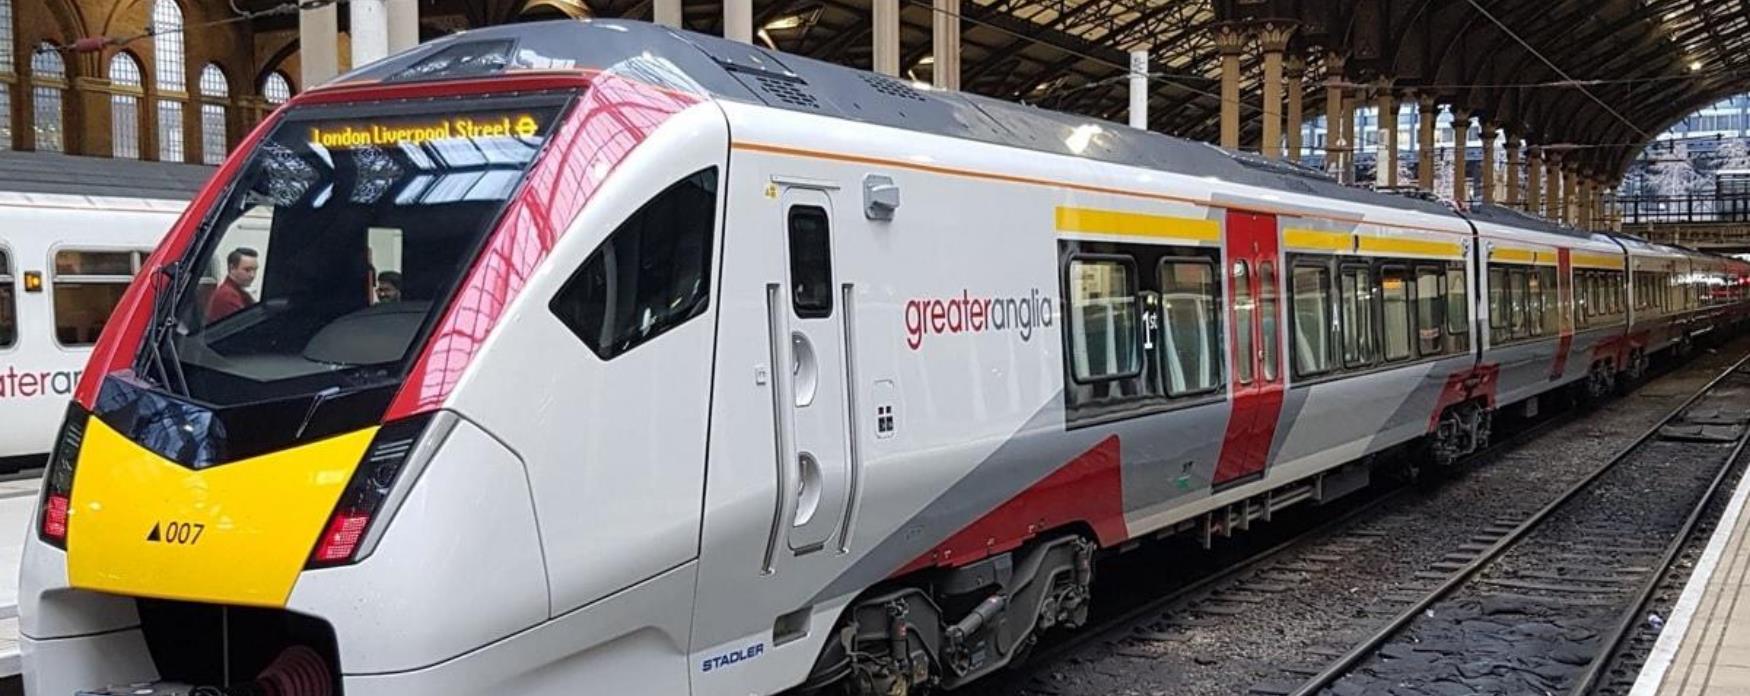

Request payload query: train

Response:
[19,19,1750,696]
[0,153,211,471]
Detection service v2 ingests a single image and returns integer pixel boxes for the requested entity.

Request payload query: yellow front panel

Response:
[1055,206,1220,243]
[67,419,374,607]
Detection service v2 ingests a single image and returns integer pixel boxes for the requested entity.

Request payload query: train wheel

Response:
[1621,350,1648,388]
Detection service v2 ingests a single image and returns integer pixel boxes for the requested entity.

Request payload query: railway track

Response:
[960,369,1638,695]
[1283,353,1750,696]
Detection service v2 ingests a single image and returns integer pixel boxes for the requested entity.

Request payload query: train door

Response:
[1214,211,1283,488]
[773,186,855,555]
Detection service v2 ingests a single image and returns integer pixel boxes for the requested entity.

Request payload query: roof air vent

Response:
[859,74,927,102]
[753,74,823,110]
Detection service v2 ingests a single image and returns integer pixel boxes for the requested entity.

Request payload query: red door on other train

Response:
[1215,211,1285,488]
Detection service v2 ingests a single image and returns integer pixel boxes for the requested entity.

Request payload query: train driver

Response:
[205,246,259,322]
[374,271,403,305]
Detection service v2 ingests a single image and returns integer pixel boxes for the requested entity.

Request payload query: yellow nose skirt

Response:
[66,418,375,607]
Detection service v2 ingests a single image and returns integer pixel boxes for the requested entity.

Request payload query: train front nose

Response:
[21,407,550,695]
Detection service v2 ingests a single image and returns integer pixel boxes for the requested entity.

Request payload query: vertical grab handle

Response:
[837,283,861,554]
[762,283,797,575]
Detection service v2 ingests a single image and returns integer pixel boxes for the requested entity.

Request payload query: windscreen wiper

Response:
[135,261,192,396]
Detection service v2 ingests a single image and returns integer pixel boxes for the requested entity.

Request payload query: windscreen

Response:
[144,92,571,406]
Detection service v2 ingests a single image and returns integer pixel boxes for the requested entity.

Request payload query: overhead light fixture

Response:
[1690,59,1704,72]
[918,55,935,66]
[1065,124,1105,154]
[764,15,805,30]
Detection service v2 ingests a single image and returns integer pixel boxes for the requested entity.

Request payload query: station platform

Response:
[0,478,39,679]
[1635,461,1750,695]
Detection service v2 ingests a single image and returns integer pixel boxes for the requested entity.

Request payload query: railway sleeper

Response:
[810,535,1095,695]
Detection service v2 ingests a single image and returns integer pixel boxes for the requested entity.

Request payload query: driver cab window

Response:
[551,168,719,360]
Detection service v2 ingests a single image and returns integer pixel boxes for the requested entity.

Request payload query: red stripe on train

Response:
[895,435,1127,575]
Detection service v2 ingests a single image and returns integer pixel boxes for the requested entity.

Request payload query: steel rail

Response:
[1014,388,1592,677]
[1286,350,1750,696]
[1568,371,1750,695]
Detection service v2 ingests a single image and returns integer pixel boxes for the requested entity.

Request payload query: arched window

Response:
[108,53,144,159]
[0,0,15,148]
[198,63,228,165]
[152,0,186,161]
[31,44,65,153]
[262,71,292,105]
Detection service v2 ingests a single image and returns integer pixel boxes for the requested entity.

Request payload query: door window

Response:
[1258,261,1278,381]
[1232,260,1254,384]
[550,168,718,360]
[53,249,147,347]
[788,206,833,318]
[1068,258,1140,382]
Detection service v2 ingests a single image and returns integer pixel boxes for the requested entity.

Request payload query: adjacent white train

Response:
[19,19,1750,696]
[0,192,186,471]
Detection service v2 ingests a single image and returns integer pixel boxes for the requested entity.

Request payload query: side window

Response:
[1509,268,1529,339]
[550,168,718,360]
[1159,259,1221,395]
[1380,265,1411,362]
[1259,261,1278,381]
[1292,262,1334,377]
[1340,265,1376,367]
[1582,272,1596,325]
[0,249,14,349]
[1488,266,1507,337]
[1541,267,1560,333]
[1069,258,1140,382]
[53,249,144,347]
[1446,265,1469,352]
[1232,260,1254,384]
[788,206,833,318]
[1533,269,1547,337]
[1414,266,1443,357]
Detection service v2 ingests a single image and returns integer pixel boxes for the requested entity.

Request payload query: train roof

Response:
[0,150,208,202]
[328,19,1464,222]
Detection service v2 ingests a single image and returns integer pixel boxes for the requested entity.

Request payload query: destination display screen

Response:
[307,112,549,150]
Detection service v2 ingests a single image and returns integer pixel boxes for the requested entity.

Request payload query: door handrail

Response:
[761,282,796,575]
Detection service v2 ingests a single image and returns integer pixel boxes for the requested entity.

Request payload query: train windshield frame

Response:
[136,90,575,407]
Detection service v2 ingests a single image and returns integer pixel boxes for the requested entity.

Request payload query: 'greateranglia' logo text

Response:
[0,366,83,400]
[904,289,1055,350]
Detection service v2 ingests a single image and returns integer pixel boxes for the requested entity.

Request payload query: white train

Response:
[0,191,187,471]
[20,19,1750,696]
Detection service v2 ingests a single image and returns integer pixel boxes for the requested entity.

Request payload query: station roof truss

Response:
[557,0,1750,181]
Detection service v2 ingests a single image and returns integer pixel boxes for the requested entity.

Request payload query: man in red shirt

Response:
[206,247,259,322]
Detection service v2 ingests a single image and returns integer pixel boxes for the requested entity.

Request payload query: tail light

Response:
[307,414,444,568]
[39,405,90,548]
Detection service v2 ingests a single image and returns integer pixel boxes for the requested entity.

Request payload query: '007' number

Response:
[152,521,205,545]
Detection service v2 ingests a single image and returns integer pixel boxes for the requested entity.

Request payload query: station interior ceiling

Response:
[515,0,1747,178]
